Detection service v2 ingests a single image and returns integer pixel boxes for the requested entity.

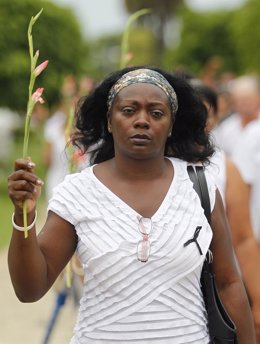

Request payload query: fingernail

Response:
[36,179,44,185]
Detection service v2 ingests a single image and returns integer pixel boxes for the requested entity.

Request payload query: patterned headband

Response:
[107,68,178,115]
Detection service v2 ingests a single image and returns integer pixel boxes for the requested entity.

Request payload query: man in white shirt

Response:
[213,75,260,157]
[232,120,260,241]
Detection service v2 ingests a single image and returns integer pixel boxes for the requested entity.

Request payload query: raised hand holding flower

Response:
[22,9,49,238]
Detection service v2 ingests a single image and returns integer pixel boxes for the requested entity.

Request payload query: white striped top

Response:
[48,157,215,344]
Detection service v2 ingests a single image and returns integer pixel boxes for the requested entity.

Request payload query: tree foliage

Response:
[168,7,238,75]
[0,0,88,111]
[230,0,260,73]
[166,1,260,76]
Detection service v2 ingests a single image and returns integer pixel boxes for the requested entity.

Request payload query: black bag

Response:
[187,165,238,344]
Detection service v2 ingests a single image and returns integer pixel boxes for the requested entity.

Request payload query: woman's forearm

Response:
[235,237,260,308]
[218,279,256,343]
[8,216,50,302]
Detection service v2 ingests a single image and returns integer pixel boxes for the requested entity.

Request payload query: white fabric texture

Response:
[207,149,227,207]
[212,112,243,157]
[232,120,260,240]
[48,158,216,344]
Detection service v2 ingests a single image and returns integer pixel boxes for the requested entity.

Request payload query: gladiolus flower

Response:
[126,52,133,64]
[22,8,48,239]
[32,87,45,104]
[120,9,151,68]
[34,60,49,76]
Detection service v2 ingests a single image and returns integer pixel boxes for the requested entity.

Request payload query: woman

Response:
[7,66,255,343]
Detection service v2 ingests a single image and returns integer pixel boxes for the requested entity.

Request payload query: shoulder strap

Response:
[187,165,211,224]
[188,166,238,339]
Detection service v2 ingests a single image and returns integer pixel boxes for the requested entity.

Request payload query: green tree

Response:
[0,0,88,111]
[168,7,238,76]
[230,0,260,73]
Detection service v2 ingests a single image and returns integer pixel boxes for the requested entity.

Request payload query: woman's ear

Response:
[107,112,112,133]
[168,120,174,137]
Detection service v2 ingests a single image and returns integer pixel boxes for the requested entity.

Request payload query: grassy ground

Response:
[0,125,48,250]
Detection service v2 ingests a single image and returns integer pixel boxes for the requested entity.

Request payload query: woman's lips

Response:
[130,134,151,144]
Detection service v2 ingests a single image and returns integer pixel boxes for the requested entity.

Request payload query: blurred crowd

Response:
[186,62,260,334]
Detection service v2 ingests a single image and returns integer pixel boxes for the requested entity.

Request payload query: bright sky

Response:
[52,0,246,38]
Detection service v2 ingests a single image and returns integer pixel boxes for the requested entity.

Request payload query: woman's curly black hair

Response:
[72,65,215,165]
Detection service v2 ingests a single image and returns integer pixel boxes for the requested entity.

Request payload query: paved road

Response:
[0,247,77,344]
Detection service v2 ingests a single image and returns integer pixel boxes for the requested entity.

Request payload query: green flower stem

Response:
[23,100,34,157]
[23,202,28,239]
[22,9,43,239]
[65,106,75,174]
[120,8,151,68]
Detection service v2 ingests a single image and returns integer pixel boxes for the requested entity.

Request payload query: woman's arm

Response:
[225,158,260,342]
[211,189,256,343]
[7,158,77,302]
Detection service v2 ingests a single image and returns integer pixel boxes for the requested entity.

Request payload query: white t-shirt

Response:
[213,113,243,157]
[48,158,216,344]
[232,120,260,240]
[207,149,226,207]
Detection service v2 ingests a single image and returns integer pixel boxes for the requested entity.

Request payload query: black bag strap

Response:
[187,165,212,263]
[187,165,238,341]
[187,165,211,224]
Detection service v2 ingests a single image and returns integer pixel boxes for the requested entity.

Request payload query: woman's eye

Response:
[122,107,135,115]
[151,110,164,118]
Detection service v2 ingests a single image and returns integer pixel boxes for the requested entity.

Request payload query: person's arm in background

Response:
[225,158,260,342]
[211,190,256,343]
[42,141,52,168]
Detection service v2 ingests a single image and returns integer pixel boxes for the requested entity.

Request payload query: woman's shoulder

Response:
[47,166,95,225]
[167,156,188,169]
[52,166,93,194]
[165,157,217,215]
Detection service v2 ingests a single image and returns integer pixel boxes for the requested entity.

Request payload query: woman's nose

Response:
[133,110,150,128]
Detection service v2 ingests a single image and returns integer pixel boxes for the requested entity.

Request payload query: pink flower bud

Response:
[32,87,45,104]
[126,52,133,63]
[34,60,49,76]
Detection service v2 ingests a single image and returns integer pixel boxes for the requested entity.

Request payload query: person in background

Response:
[215,88,233,124]
[42,75,84,333]
[7,66,255,343]
[0,108,20,173]
[191,80,260,341]
[42,75,78,201]
[232,119,260,246]
[213,75,260,157]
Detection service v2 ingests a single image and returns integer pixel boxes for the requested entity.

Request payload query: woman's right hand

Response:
[8,158,44,215]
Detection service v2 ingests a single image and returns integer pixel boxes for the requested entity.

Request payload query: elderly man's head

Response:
[228,75,260,118]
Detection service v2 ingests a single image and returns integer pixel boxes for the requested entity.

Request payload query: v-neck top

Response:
[48,157,216,344]
[90,157,177,221]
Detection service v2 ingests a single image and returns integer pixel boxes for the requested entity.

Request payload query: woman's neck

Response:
[110,154,170,181]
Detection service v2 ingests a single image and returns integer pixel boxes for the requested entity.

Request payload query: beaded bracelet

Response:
[12,211,37,231]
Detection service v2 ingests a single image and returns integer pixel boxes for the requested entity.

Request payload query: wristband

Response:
[12,211,37,231]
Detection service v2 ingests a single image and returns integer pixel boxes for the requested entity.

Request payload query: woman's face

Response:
[108,83,173,160]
